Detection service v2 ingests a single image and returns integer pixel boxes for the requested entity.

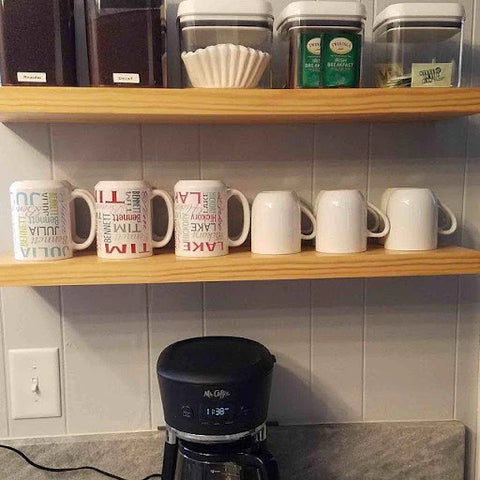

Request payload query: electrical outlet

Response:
[8,348,61,419]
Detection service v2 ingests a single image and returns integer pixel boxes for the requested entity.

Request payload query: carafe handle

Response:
[234,451,280,479]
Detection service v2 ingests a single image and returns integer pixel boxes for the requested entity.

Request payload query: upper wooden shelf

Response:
[0,87,479,124]
[0,246,478,287]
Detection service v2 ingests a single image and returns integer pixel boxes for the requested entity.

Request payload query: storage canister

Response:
[85,0,166,87]
[0,0,76,86]
[177,0,273,88]
[277,1,366,88]
[373,3,465,88]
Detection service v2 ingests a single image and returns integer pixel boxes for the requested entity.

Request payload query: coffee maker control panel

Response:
[180,404,254,426]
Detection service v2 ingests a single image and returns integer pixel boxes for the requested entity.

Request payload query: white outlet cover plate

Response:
[8,347,61,420]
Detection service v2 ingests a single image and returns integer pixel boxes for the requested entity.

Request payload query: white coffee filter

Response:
[182,43,271,88]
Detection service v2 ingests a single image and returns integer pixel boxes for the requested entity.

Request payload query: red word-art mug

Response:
[174,180,250,258]
[95,181,174,259]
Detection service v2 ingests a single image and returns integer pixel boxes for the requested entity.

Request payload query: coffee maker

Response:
[157,336,280,480]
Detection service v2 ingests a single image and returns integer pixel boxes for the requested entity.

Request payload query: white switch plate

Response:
[8,348,61,419]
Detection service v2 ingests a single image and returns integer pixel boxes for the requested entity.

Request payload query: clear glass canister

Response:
[277,1,366,88]
[373,3,465,88]
[85,0,166,87]
[0,0,76,86]
[177,0,273,88]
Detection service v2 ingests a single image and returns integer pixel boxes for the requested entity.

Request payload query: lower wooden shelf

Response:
[0,246,478,287]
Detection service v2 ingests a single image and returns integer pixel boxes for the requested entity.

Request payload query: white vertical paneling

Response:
[0,124,52,250]
[62,285,149,433]
[458,276,480,480]
[365,276,457,420]
[142,125,200,188]
[367,115,467,423]
[200,124,314,202]
[200,124,314,237]
[149,284,203,428]
[51,124,148,434]
[201,124,314,424]
[51,124,143,190]
[312,123,368,423]
[311,279,364,423]
[2,288,64,437]
[0,123,62,437]
[0,293,7,437]
[314,124,370,196]
[205,281,312,424]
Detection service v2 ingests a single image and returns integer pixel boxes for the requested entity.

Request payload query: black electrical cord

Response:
[0,444,162,480]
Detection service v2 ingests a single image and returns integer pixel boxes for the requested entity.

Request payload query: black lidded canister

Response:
[85,0,166,87]
[0,0,77,86]
[157,337,276,437]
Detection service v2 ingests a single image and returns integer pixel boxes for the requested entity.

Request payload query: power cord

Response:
[0,444,162,480]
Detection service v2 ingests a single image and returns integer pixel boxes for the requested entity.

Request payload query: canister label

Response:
[113,73,140,84]
[322,33,361,88]
[411,63,453,87]
[17,72,47,83]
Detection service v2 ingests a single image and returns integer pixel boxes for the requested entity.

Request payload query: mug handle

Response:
[300,204,316,240]
[437,200,457,236]
[366,202,390,238]
[71,189,96,251]
[228,189,250,247]
[151,189,174,248]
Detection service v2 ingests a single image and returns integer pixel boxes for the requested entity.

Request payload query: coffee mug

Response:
[382,188,457,251]
[315,189,390,253]
[174,180,250,258]
[95,181,174,259]
[251,191,316,255]
[10,180,96,261]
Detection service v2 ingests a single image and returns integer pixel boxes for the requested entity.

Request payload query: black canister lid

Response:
[157,336,276,385]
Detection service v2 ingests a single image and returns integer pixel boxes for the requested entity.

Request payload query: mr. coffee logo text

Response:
[204,389,231,399]
[329,38,353,55]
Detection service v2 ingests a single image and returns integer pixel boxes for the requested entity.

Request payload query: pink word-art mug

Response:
[174,180,250,258]
[10,180,96,261]
[95,180,174,259]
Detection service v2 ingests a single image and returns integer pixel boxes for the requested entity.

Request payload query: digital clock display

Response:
[200,404,235,422]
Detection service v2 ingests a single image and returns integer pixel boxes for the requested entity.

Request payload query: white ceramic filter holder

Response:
[251,190,316,254]
[182,43,271,88]
[315,189,389,254]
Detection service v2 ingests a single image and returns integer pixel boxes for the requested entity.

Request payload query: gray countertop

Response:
[0,421,465,479]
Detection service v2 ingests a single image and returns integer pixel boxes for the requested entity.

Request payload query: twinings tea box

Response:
[277,1,366,89]
[322,33,361,87]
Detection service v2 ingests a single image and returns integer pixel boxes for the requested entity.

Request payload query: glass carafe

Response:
[174,441,279,480]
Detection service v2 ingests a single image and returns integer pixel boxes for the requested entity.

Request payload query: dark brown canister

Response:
[85,0,166,87]
[0,0,77,86]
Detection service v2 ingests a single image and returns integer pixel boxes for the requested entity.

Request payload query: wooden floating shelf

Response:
[0,246,479,287]
[0,87,479,124]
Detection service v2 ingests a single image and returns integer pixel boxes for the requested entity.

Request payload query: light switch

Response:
[8,348,61,419]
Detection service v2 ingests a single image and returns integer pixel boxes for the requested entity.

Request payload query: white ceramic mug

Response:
[251,191,316,255]
[315,189,390,254]
[382,188,457,251]
[174,180,250,258]
[95,181,174,259]
[10,180,96,261]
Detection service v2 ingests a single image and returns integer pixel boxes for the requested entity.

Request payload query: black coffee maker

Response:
[157,336,280,480]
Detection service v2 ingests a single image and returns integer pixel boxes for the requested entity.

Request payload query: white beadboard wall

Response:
[0,0,479,477]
